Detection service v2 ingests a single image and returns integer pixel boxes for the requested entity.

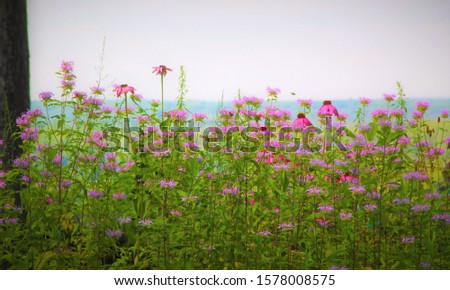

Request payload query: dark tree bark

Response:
[0,0,30,169]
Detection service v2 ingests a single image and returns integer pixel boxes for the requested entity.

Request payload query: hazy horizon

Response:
[28,0,450,102]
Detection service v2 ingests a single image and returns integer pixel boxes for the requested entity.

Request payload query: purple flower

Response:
[258,230,271,236]
[403,171,428,180]
[192,113,207,122]
[139,219,153,226]
[424,193,440,199]
[306,187,323,195]
[420,262,432,269]
[222,186,240,195]
[330,266,348,270]
[359,97,371,106]
[411,111,423,120]
[415,101,429,113]
[117,217,132,224]
[107,229,122,237]
[297,99,313,108]
[39,91,53,101]
[402,236,415,243]
[52,155,62,164]
[159,179,177,188]
[349,185,365,194]
[371,108,388,119]
[267,86,280,96]
[318,205,333,212]
[113,192,126,200]
[340,212,352,220]
[383,94,396,102]
[364,204,377,211]
[394,198,410,205]
[278,223,294,230]
[411,203,429,212]
[89,190,104,198]
[440,109,449,118]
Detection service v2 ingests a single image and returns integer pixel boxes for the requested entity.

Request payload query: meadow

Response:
[1,61,448,269]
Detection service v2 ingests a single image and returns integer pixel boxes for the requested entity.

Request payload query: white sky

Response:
[28,0,450,101]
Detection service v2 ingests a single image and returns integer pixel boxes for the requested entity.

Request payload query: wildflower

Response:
[394,198,410,205]
[426,147,445,157]
[159,180,177,188]
[258,230,271,236]
[0,180,5,188]
[52,155,62,164]
[420,262,432,269]
[306,187,323,195]
[117,217,132,224]
[150,99,160,107]
[317,100,338,117]
[391,109,405,117]
[139,219,153,226]
[337,112,347,121]
[192,113,207,122]
[424,193,440,199]
[166,109,188,120]
[20,127,38,140]
[297,99,313,108]
[222,186,239,195]
[293,112,312,130]
[316,218,331,227]
[152,65,172,76]
[266,86,280,96]
[242,96,264,107]
[371,108,388,120]
[273,163,290,171]
[113,193,126,200]
[403,171,428,180]
[364,204,377,211]
[411,203,429,212]
[60,60,74,71]
[39,91,53,101]
[411,111,423,120]
[440,109,449,119]
[170,210,182,216]
[89,190,104,198]
[349,185,365,194]
[383,94,396,102]
[358,124,371,132]
[402,236,415,243]
[113,84,136,97]
[278,223,294,230]
[21,175,31,182]
[330,266,348,270]
[318,205,333,212]
[415,101,429,113]
[340,212,352,220]
[107,229,122,237]
[359,97,371,106]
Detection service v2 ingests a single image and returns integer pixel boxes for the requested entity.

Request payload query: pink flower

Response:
[266,86,280,96]
[317,100,338,117]
[440,109,449,119]
[415,101,429,113]
[113,84,136,97]
[297,99,313,108]
[152,65,173,76]
[383,94,396,102]
[293,113,312,129]
[52,155,62,164]
[359,97,371,106]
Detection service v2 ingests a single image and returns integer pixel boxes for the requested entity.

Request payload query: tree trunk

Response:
[0,0,30,169]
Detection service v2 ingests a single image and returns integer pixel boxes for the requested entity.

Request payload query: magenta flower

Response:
[293,113,313,130]
[39,91,53,101]
[415,101,429,113]
[440,109,449,118]
[317,100,338,117]
[159,179,177,188]
[52,155,62,164]
[297,99,313,108]
[266,86,280,96]
[152,65,172,76]
[113,84,136,97]
[383,94,396,102]
[359,97,371,106]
